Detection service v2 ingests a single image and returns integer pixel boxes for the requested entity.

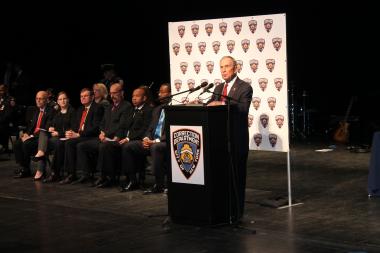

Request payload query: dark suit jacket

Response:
[208,77,253,152]
[118,103,153,140]
[208,77,253,159]
[209,77,252,115]
[101,100,132,139]
[25,105,55,135]
[144,104,168,142]
[208,76,253,219]
[75,102,103,137]
[48,105,77,138]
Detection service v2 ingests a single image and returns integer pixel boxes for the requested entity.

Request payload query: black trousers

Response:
[121,140,167,186]
[14,136,38,170]
[230,143,248,221]
[64,137,94,176]
[49,137,66,176]
[96,141,121,179]
[76,139,99,177]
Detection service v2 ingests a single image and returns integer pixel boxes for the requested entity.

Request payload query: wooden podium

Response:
[165,105,233,225]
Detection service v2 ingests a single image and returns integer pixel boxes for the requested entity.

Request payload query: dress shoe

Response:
[59,175,75,185]
[14,168,22,175]
[143,184,164,195]
[13,169,31,179]
[43,173,59,183]
[31,155,46,162]
[71,175,90,185]
[33,176,44,181]
[91,177,104,187]
[97,178,112,188]
[120,181,139,192]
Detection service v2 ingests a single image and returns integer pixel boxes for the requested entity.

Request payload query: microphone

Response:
[200,81,209,88]
[198,83,214,96]
[148,81,154,89]
[189,82,208,93]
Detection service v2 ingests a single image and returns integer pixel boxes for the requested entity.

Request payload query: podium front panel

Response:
[165,105,231,225]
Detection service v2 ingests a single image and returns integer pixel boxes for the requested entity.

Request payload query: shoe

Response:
[14,168,31,179]
[143,184,164,195]
[31,155,46,162]
[33,171,45,181]
[71,176,89,185]
[97,178,112,188]
[120,181,139,192]
[14,168,22,175]
[43,173,59,183]
[59,175,75,185]
[90,177,104,187]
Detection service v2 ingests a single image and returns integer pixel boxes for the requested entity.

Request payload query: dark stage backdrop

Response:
[0,2,376,136]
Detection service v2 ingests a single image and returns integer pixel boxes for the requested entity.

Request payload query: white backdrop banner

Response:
[168,13,289,152]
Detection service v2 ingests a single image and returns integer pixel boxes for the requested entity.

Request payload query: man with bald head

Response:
[74,83,133,186]
[14,91,55,178]
[120,83,170,193]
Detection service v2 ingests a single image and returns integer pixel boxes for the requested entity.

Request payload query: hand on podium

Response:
[207,101,225,107]
[188,98,203,104]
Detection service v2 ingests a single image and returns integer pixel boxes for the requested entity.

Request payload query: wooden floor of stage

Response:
[0,140,379,253]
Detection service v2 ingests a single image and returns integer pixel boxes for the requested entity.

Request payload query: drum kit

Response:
[288,83,314,139]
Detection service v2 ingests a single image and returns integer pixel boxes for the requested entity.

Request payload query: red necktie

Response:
[78,108,88,132]
[34,110,44,134]
[221,83,228,102]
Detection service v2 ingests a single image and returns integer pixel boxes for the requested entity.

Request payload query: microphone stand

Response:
[205,91,239,221]
[158,87,201,103]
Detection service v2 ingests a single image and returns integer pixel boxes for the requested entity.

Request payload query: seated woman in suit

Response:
[32,91,76,181]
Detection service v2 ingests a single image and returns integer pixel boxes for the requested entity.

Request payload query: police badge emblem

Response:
[172,129,201,179]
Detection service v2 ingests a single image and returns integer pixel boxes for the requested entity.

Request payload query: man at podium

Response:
[208,56,253,220]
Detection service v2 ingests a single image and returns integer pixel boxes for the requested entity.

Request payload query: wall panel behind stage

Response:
[168,14,289,152]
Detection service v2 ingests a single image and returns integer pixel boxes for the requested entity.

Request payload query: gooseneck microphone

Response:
[189,81,209,93]
[198,83,214,96]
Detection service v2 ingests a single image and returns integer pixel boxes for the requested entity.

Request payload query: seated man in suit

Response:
[14,91,55,178]
[120,83,171,193]
[207,55,253,221]
[60,88,103,184]
[75,83,132,186]
[92,86,153,188]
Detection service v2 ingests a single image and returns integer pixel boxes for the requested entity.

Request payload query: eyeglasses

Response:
[110,91,121,95]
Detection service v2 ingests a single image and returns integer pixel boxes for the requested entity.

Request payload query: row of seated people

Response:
[13,82,172,194]
[0,82,113,154]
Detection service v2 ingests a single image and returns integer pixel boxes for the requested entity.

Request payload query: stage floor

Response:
[0,141,379,253]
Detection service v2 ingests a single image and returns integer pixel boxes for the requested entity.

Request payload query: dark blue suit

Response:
[208,77,253,219]
[64,102,103,177]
